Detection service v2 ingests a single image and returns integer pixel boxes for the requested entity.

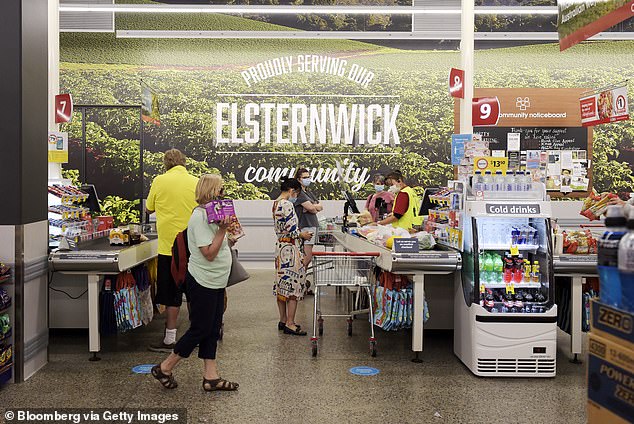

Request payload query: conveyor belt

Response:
[553,254,597,275]
[48,236,158,273]
[335,232,461,274]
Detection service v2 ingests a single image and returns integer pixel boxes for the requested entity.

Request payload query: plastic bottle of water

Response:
[600,206,627,307]
[479,253,486,283]
[515,171,525,191]
[494,171,505,192]
[506,171,516,192]
[473,171,484,192]
[616,208,634,311]
[483,171,493,191]
[524,171,533,192]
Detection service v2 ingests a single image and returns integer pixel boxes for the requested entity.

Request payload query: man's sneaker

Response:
[148,341,175,353]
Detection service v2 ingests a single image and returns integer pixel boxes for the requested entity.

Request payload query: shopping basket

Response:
[311,251,380,357]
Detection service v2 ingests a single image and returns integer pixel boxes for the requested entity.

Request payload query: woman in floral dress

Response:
[273,177,314,336]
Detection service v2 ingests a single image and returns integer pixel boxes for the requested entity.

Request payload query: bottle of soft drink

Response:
[503,254,514,283]
[494,171,505,192]
[483,171,493,191]
[513,254,524,283]
[523,259,531,283]
[511,227,520,245]
[599,205,627,308]
[494,254,504,283]
[473,171,484,192]
[484,254,494,285]
[479,253,486,283]
[618,209,634,312]
[532,261,540,283]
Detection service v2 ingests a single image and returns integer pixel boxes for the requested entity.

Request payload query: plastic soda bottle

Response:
[485,254,495,284]
[494,254,504,283]
[532,261,540,284]
[618,209,634,312]
[599,205,627,307]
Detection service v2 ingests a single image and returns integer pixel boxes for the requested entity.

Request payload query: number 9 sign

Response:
[472,97,500,126]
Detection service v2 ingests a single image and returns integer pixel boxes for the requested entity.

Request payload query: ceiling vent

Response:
[60,0,114,33]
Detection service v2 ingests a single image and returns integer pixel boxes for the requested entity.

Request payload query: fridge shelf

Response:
[479,244,539,251]
[482,282,542,289]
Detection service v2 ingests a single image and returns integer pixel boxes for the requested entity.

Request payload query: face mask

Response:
[301,178,312,187]
[374,184,385,192]
[289,196,298,204]
[388,185,401,194]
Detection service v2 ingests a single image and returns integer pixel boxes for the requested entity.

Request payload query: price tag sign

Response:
[472,97,500,126]
[55,93,73,124]
[473,156,508,174]
[449,68,465,99]
[506,283,515,295]
[510,245,520,256]
[480,284,485,294]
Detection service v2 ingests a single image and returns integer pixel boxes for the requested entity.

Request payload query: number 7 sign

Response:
[472,97,500,126]
[55,93,73,124]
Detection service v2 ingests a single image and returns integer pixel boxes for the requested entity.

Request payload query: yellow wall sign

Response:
[48,132,69,163]
[473,156,508,174]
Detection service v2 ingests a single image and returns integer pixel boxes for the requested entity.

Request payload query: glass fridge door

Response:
[472,217,553,313]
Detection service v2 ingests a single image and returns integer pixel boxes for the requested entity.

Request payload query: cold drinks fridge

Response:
[454,197,557,377]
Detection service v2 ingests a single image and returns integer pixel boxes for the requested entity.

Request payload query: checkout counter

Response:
[333,231,461,361]
[49,235,158,360]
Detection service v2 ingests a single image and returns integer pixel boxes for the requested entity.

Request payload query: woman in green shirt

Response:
[152,174,238,392]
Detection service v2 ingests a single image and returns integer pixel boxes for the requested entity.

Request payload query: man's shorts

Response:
[155,254,185,307]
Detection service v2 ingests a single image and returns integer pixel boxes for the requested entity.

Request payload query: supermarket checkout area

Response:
[332,231,462,360]
[48,233,158,360]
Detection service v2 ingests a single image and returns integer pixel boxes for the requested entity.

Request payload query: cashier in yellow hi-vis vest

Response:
[377,170,423,232]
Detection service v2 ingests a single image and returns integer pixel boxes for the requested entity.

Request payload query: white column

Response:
[48,0,62,180]
[412,273,425,352]
[460,0,475,134]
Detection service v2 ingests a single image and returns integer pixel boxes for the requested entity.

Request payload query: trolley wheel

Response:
[347,319,353,336]
[370,340,377,357]
[311,339,318,357]
[318,318,324,336]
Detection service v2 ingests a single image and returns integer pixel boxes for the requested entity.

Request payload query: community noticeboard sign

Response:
[558,0,634,51]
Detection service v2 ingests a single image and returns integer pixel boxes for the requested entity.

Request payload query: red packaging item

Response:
[97,216,114,231]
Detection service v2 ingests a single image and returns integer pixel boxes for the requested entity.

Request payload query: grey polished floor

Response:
[1,270,587,423]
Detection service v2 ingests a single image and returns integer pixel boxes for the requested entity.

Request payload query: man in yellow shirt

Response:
[146,149,199,352]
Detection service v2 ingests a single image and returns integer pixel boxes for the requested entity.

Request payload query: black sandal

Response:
[278,322,301,331]
[203,377,239,392]
[151,364,178,389]
[284,325,307,336]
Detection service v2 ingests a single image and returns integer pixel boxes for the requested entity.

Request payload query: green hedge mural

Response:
[60,13,634,201]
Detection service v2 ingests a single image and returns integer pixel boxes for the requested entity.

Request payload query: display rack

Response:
[0,264,13,386]
[425,181,465,250]
[48,179,90,249]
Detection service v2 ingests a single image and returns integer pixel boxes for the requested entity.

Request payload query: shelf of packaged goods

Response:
[482,282,542,289]
[0,303,12,314]
[0,331,11,344]
[479,244,539,251]
[0,276,10,285]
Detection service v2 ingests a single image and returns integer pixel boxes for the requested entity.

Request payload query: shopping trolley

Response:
[310,251,380,357]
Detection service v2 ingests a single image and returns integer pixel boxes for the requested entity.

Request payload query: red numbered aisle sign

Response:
[472,97,500,126]
[449,68,465,99]
[55,93,73,124]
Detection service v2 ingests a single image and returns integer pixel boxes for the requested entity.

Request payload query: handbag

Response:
[227,248,249,287]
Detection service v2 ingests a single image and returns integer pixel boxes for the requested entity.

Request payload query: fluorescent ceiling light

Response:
[59,4,558,15]
[116,30,634,41]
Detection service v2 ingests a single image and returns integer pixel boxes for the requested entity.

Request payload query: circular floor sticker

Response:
[131,364,155,374]
[349,366,380,376]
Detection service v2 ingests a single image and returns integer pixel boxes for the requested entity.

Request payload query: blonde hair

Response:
[196,174,224,205]
[163,148,187,171]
